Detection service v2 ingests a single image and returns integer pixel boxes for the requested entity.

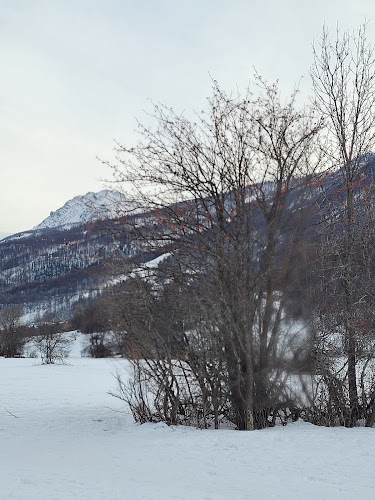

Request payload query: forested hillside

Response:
[0,191,139,319]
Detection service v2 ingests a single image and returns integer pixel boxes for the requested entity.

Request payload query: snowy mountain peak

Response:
[34,190,131,230]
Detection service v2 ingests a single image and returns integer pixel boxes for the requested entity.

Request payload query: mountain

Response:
[2,157,375,324]
[34,189,131,230]
[0,190,140,322]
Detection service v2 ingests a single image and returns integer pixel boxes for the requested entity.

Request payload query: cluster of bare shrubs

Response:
[71,300,114,358]
[102,64,323,429]
[0,306,74,364]
[31,314,74,364]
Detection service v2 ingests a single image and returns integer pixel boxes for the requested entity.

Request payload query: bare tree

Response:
[311,23,375,426]
[108,78,322,430]
[72,299,114,357]
[0,306,25,357]
[33,313,73,364]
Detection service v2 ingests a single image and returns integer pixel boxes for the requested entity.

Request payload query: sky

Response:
[0,0,374,236]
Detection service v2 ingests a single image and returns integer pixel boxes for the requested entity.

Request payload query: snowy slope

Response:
[0,189,146,320]
[1,353,375,499]
[34,189,134,230]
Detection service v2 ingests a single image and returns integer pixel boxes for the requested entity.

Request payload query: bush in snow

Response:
[32,314,74,364]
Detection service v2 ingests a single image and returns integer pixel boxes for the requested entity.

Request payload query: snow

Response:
[143,253,171,268]
[107,253,173,287]
[1,348,375,499]
[1,231,35,242]
[33,190,135,230]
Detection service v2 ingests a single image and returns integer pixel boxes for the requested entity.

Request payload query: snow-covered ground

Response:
[1,343,375,499]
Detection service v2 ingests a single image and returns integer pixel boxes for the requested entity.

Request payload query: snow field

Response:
[1,352,375,499]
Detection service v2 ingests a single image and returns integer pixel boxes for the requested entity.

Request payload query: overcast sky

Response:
[1,0,374,236]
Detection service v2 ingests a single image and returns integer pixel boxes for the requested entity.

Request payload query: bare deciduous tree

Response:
[108,77,322,430]
[311,22,375,426]
[0,306,25,357]
[33,313,73,364]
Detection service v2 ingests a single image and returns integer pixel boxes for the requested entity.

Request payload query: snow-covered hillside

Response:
[0,189,144,319]
[34,189,133,230]
[1,351,375,499]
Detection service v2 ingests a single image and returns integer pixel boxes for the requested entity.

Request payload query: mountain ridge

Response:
[0,189,141,320]
[34,189,129,230]
[2,159,375,322]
